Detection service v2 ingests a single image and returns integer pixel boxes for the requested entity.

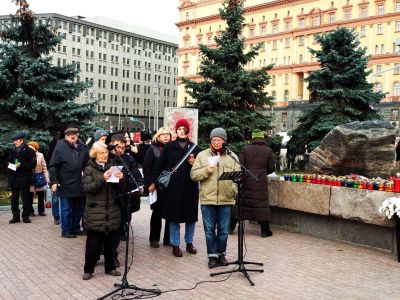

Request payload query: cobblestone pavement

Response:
[0,202,400,300]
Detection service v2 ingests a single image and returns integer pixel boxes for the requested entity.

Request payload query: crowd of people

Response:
[6,119,276,279]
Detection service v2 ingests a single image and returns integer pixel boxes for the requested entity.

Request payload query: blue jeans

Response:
[169,221,195,247]
[201,205,232,258]
[51,191,60,219]
[59,196,85,234]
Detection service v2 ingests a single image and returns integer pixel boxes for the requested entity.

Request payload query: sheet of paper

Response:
[129,185,144,194]
[107,166,123,183]
[208,155,220,167]
[149,190,157,205]
[8,163,16,171]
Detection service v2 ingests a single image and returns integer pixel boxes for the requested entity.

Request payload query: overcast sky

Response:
[0,0,179,37]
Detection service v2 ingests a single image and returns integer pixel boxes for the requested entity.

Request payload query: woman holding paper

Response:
[81,141,123,280]
[190,128,240,268]
[155,119,200,257]
[143,127,172,248]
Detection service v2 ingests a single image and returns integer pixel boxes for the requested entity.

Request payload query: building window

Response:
[285,38,290,48]
[344,10,351,21]
[360,7,367,18]
[313,16,320,27]
[394,63,400,75]
[299,54,303,64]
[185,12,190,20]
[282,112,288,122]
[299,36,304,46]
[272,24,278,33]
[271,75,276,86]
[285,74,289,84]
[381,44,385,54]
[396,21,400,32]
[261,26,266,35]
[284,90,289,101]
[394,82,400,96]
[272,91,276,99]
[360,26,366,37]
[375,82,382,92]
[285,22,291,31]
[328,13,335,23]
[377,23,384,35]
[272,40,278,50]
[377,65,383,75]
[397,2,400,12]
[377,4,384,15]
[299,19,305,29]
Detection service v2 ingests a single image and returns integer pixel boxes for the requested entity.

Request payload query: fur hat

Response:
[175,119,190,133]
[251,129,265,139]
[93,129,108,142]
[64,127,79,135]
[210,128,227,141]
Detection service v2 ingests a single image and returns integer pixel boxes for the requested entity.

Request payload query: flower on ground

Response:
[379,197,400,219]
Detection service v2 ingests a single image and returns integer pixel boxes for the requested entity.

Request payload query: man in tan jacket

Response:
[190,128,240,268]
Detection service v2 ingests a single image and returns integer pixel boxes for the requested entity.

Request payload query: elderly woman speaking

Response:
[81,141,123,280]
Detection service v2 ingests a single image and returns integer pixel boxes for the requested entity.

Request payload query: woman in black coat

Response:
[143,127,172,248]
[81,141,123,280]
[154,119,200,257]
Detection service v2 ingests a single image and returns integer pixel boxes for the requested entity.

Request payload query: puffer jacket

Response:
[82,159,121,233]
[190,148,240,205]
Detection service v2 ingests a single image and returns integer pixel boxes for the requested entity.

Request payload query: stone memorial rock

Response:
[309,120,396,178]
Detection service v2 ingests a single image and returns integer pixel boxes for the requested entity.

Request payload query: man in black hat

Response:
[49,126,89,238]
[7,131,37,224]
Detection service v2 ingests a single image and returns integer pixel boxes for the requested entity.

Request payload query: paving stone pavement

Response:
[0,202,400,300]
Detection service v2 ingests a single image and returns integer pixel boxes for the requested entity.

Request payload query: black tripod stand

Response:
[98,155,161,300]
[210,148,263,286]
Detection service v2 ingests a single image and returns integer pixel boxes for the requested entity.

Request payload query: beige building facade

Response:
[176,0,400,130]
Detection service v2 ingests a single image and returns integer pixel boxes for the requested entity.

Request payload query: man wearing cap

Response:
[7,131,37,224]
[49,126,89,238]
[190,128,240,268]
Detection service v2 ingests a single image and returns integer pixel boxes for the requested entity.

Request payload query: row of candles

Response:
[283,174,400,192]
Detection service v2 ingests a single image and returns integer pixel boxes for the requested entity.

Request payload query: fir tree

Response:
[287,27,385,155]
[0,0,97,154]
[182,0,274,152]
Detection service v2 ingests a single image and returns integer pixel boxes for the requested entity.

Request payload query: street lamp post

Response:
[154,83,161,131]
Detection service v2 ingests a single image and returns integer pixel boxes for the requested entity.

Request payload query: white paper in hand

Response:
[149,190,157,205]
[207,155,220,167]
[8,163,16,171]
[107,166,123,183]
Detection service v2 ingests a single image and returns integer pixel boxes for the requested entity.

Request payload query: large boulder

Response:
[309,120,396,178]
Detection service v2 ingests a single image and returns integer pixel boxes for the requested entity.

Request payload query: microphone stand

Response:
[210,144,264,286]
[98,154,161,300]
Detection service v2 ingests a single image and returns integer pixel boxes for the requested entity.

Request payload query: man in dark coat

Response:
[7,131,37,224]
[49,126,89,238]
[239,129,275,237]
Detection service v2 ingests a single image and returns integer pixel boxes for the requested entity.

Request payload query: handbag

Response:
[156,144,197,191]
[32,172,47,188]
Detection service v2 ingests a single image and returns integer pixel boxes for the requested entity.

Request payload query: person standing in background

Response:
[143,127,172,248]
[7,131,37,224]
[27,141,49,217]
[238,129,275,237]
[49,126,89,238]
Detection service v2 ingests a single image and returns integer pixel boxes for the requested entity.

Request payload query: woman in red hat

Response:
[154,118,200,257]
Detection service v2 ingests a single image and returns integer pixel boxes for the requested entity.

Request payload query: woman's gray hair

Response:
[152,127,172,142]
[89,141,108,158]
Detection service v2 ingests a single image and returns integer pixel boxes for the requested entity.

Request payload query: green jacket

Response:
[190,148,240,205]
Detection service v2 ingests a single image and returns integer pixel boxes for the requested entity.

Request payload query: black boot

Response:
[260,222,272,238]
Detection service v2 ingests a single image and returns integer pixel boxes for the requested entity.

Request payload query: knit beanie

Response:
[210,128,227,141]
[175,118,190,133]
[251,129,265,139]
[93,129,108,141]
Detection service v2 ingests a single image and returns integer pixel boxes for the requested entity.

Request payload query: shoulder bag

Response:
[156,144,196,191]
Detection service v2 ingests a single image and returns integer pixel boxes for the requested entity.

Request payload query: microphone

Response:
[222,142,231,154]
[107,144,117,151]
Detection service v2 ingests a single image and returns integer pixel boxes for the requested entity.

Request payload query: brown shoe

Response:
[172,246,183,257]
[186,243,197,255]
[106,269,121,276]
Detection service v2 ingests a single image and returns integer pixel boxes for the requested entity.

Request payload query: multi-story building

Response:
[177,0,400,132]
[0,14,179,132]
